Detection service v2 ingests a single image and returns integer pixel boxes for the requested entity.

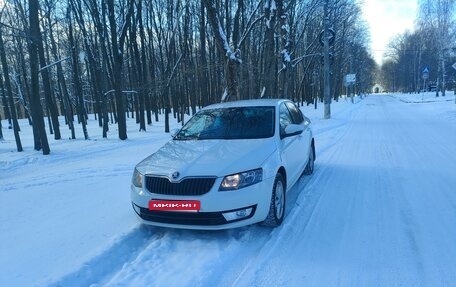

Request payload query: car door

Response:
[279,102,306,188]
[285,102,312,164]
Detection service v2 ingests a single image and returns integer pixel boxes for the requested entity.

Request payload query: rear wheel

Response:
[303,141,315,175]
[262,173,286,227]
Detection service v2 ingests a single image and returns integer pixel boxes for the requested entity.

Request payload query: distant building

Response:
[372,84,384,93]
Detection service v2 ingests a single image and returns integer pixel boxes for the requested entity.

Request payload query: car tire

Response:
[303,141,315,175]
[262,173,286,227]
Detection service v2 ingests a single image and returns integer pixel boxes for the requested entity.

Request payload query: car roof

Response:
[203,99,291,110]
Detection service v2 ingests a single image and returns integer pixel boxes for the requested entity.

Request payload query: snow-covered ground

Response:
[1,92,455,286]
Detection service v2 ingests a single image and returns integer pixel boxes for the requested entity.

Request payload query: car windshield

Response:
[174,106,275,140]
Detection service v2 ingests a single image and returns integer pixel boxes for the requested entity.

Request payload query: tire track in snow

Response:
[389,105,426,282]
[228,169,329,287]
[381,96,456,284]
[101,226,275,287]
[47,225,166,287]
[362,96,426,284]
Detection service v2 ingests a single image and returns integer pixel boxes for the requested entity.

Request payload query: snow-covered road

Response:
[1,93,456,286]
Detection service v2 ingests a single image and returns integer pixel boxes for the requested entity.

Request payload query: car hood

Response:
[135,139,277,178]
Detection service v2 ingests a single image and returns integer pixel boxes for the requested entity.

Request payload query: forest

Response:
[0,0,453,154]
[380,0,456,95]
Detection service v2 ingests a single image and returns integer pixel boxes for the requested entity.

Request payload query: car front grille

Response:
[145,176,217,196]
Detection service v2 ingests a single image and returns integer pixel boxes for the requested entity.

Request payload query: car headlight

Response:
[132,168,143,188]
[219,168,263,191]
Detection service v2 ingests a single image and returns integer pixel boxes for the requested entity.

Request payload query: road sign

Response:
[344,74,356,87]
[422,67,429,80]
[319,28,335,47]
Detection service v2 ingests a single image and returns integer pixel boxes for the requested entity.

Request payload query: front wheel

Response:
[303,141,315,175]
[262,173,286,227]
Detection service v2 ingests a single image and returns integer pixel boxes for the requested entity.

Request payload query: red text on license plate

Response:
[148,200,201,211]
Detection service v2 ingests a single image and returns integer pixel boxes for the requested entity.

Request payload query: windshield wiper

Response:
[174,134,200,140]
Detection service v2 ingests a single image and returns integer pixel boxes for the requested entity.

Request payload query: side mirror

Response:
[282,124,304,138]
[303,116,311,126]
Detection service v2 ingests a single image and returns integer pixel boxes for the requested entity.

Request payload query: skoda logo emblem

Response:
[171,171,180,179]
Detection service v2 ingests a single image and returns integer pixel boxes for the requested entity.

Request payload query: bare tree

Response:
[29,0,50,154]
[44,0,75,139]
[0,0,379,154]
[37,2,61,140]
[202,0,242,102]
[67,4,88,139]
[419,0,455,97]
[107,0,134,140]
[0,25,22,151]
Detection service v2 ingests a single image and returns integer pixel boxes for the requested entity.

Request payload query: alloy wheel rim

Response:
[275,181,284,219]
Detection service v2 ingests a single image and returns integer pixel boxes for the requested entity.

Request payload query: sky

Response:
[361,0,419,65]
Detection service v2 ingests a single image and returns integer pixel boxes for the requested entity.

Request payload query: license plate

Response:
[148,200,201,212]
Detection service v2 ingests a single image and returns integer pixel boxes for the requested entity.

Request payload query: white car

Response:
[131,99,315,230]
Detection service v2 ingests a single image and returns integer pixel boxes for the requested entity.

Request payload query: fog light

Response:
[222,207,253,221]
[236,210,247,217]
[132,203,141,215]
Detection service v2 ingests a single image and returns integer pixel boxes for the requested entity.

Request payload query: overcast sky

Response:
[361,0,418,65]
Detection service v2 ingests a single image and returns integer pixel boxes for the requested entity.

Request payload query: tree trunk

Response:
[107,0,133,140]
[263,0,277,98]
[131,1,146,132]
[37,22,61,140]
[0,74,12,129]
[138,0,151,126]
[323,0,331,119]
[70,0,104,127]
[68,6,88,140]
[202,0,241,102]
[199,1,209,107]
[0,28,23,151]
[47,11,75,139]
[29,0,50,154]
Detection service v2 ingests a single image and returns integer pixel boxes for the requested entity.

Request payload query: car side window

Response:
[285,102,304,124]
[279,103,294,136]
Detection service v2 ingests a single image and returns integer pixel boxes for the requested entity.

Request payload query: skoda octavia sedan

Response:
[131,99,315,230]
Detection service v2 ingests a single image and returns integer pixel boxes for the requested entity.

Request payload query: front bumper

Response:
[130,176,275,230]
[133,203,256,226]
